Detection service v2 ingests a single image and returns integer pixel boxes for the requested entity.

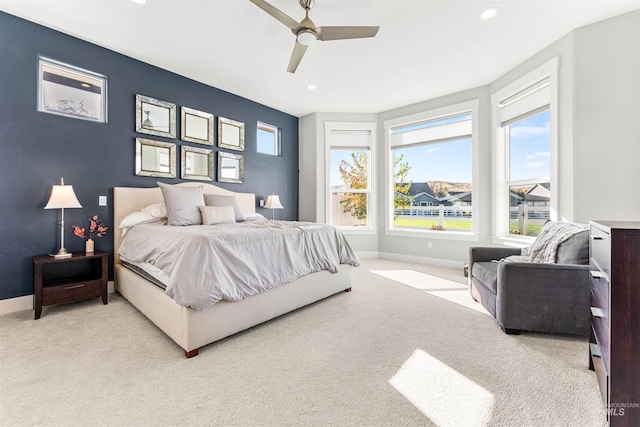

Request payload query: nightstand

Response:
[33,251,108,319]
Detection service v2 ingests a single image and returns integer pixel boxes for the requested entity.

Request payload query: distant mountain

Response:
[428,181,472,195]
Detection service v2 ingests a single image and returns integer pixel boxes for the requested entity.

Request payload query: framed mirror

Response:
[181,106,214,145]
[135,94,176,138]
[135,138,176,178]
[217,152,244,184]
[181,146,213,181]
[218,116,245,151]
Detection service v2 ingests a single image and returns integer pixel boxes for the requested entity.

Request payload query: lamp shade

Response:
[44,178,82,209]
[264,194,284,210]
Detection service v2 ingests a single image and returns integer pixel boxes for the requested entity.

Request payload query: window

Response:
[384,100,479,235]
[507,110,551,236]
[257,122,280,155]
[493,58,558,239]
[325,122,376,232]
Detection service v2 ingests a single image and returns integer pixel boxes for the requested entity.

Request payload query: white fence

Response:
[509,205,550,236]
[393,204,550,235]
[394,205,472,229]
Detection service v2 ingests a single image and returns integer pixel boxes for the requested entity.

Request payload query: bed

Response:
[113,182,356,358]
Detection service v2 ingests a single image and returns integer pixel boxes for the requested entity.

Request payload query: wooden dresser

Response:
[588,221,640,426]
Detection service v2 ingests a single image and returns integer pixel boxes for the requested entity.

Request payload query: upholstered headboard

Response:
[113,182,255,265]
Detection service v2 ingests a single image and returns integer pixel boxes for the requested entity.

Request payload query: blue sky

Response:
[330,110,550,186]
[508,110,550,182]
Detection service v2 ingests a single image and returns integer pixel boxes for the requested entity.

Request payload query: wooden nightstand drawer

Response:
[42,279,102,306]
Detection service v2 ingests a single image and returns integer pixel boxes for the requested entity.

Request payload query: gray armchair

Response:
[468,229,590,336]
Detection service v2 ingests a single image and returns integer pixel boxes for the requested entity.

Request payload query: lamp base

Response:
[51,249,72,259]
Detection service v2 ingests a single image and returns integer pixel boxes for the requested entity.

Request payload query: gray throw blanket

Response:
[521,221,588,263]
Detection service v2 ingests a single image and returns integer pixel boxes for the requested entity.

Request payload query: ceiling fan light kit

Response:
[297,29,317,46]
[249,0,379,73]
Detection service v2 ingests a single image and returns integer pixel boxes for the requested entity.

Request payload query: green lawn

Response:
[394,217,545,235]
[509,222,544,236]
[394,217,471,230]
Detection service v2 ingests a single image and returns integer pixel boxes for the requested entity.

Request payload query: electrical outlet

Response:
[427,241,433,249]
[99,195,107,206]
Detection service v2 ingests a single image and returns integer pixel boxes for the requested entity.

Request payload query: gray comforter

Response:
[119,218,360,310]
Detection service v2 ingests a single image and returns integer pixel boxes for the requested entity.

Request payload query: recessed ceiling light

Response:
[480,7,498,20]
[307,84,317,91]
[132,0,146,4]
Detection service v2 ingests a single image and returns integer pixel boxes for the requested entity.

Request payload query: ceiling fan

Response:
[249,0,379,73]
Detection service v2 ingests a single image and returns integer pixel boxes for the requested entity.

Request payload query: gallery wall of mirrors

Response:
[134,94,254,184]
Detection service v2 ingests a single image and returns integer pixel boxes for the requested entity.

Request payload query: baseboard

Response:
[378,252,463,270]
[0,295,32,315]
[0,281,115,315]
[355,251,379,259]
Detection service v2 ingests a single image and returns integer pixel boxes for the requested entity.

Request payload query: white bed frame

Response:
[113,182,353,357]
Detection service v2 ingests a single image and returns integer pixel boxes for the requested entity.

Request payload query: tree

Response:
[394,154,412,209]
[431,182,449,197]
[338,151,412,222]
[338,151,368,222]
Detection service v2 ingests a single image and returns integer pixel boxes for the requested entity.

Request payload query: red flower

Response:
[73,226,86,239]
[73,215,108,240]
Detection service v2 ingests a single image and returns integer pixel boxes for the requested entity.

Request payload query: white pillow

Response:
[199,205,236,225]
[242,212,266,221]
[204,194,246,222]
[119,211,155,229]
[158,182,205,226]
[141,203,167,219]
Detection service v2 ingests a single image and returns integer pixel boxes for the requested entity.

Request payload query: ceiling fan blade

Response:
[249,0,299,30]
[317,26,379,41]
[287,41,308,73]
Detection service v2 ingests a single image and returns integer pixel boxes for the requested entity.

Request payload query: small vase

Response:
[85,239,94,254]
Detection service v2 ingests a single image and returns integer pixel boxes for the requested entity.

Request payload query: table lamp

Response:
[264,194,284,220]
[44,177,82,258]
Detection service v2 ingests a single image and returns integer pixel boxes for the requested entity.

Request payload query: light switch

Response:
[260,199,265,207]
[99,195,107,206]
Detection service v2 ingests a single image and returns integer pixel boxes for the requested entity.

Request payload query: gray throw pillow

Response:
[556,230,589,264]
[204,194,245,222]
[158,182,205,226]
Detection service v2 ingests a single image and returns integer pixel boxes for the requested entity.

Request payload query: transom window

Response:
[257,122,280,156]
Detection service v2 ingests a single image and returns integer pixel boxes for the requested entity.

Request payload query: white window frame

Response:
[383,100,480,241]
[325,121,377,234]
[257,121,280,156]
[491,57,559,244]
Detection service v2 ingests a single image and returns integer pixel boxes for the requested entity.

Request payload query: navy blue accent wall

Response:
[0,12,299,300]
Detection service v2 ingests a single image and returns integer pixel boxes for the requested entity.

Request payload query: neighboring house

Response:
[445,191,472,207]
[524,183,551,206]
[399,182,440,206]
[510,190,525,207]
[397,183,475,207]
[412,192,441,206]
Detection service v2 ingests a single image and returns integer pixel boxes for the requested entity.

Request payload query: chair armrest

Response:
[469,246,521,265]
[496,262,590,334]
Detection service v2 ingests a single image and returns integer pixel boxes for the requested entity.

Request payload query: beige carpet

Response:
[0,258,605,427]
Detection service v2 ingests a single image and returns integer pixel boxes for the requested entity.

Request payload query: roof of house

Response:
[402,182,436,198]
[446,191,472,202]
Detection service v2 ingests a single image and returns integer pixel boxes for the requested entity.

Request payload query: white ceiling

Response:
[1,0,638,117]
